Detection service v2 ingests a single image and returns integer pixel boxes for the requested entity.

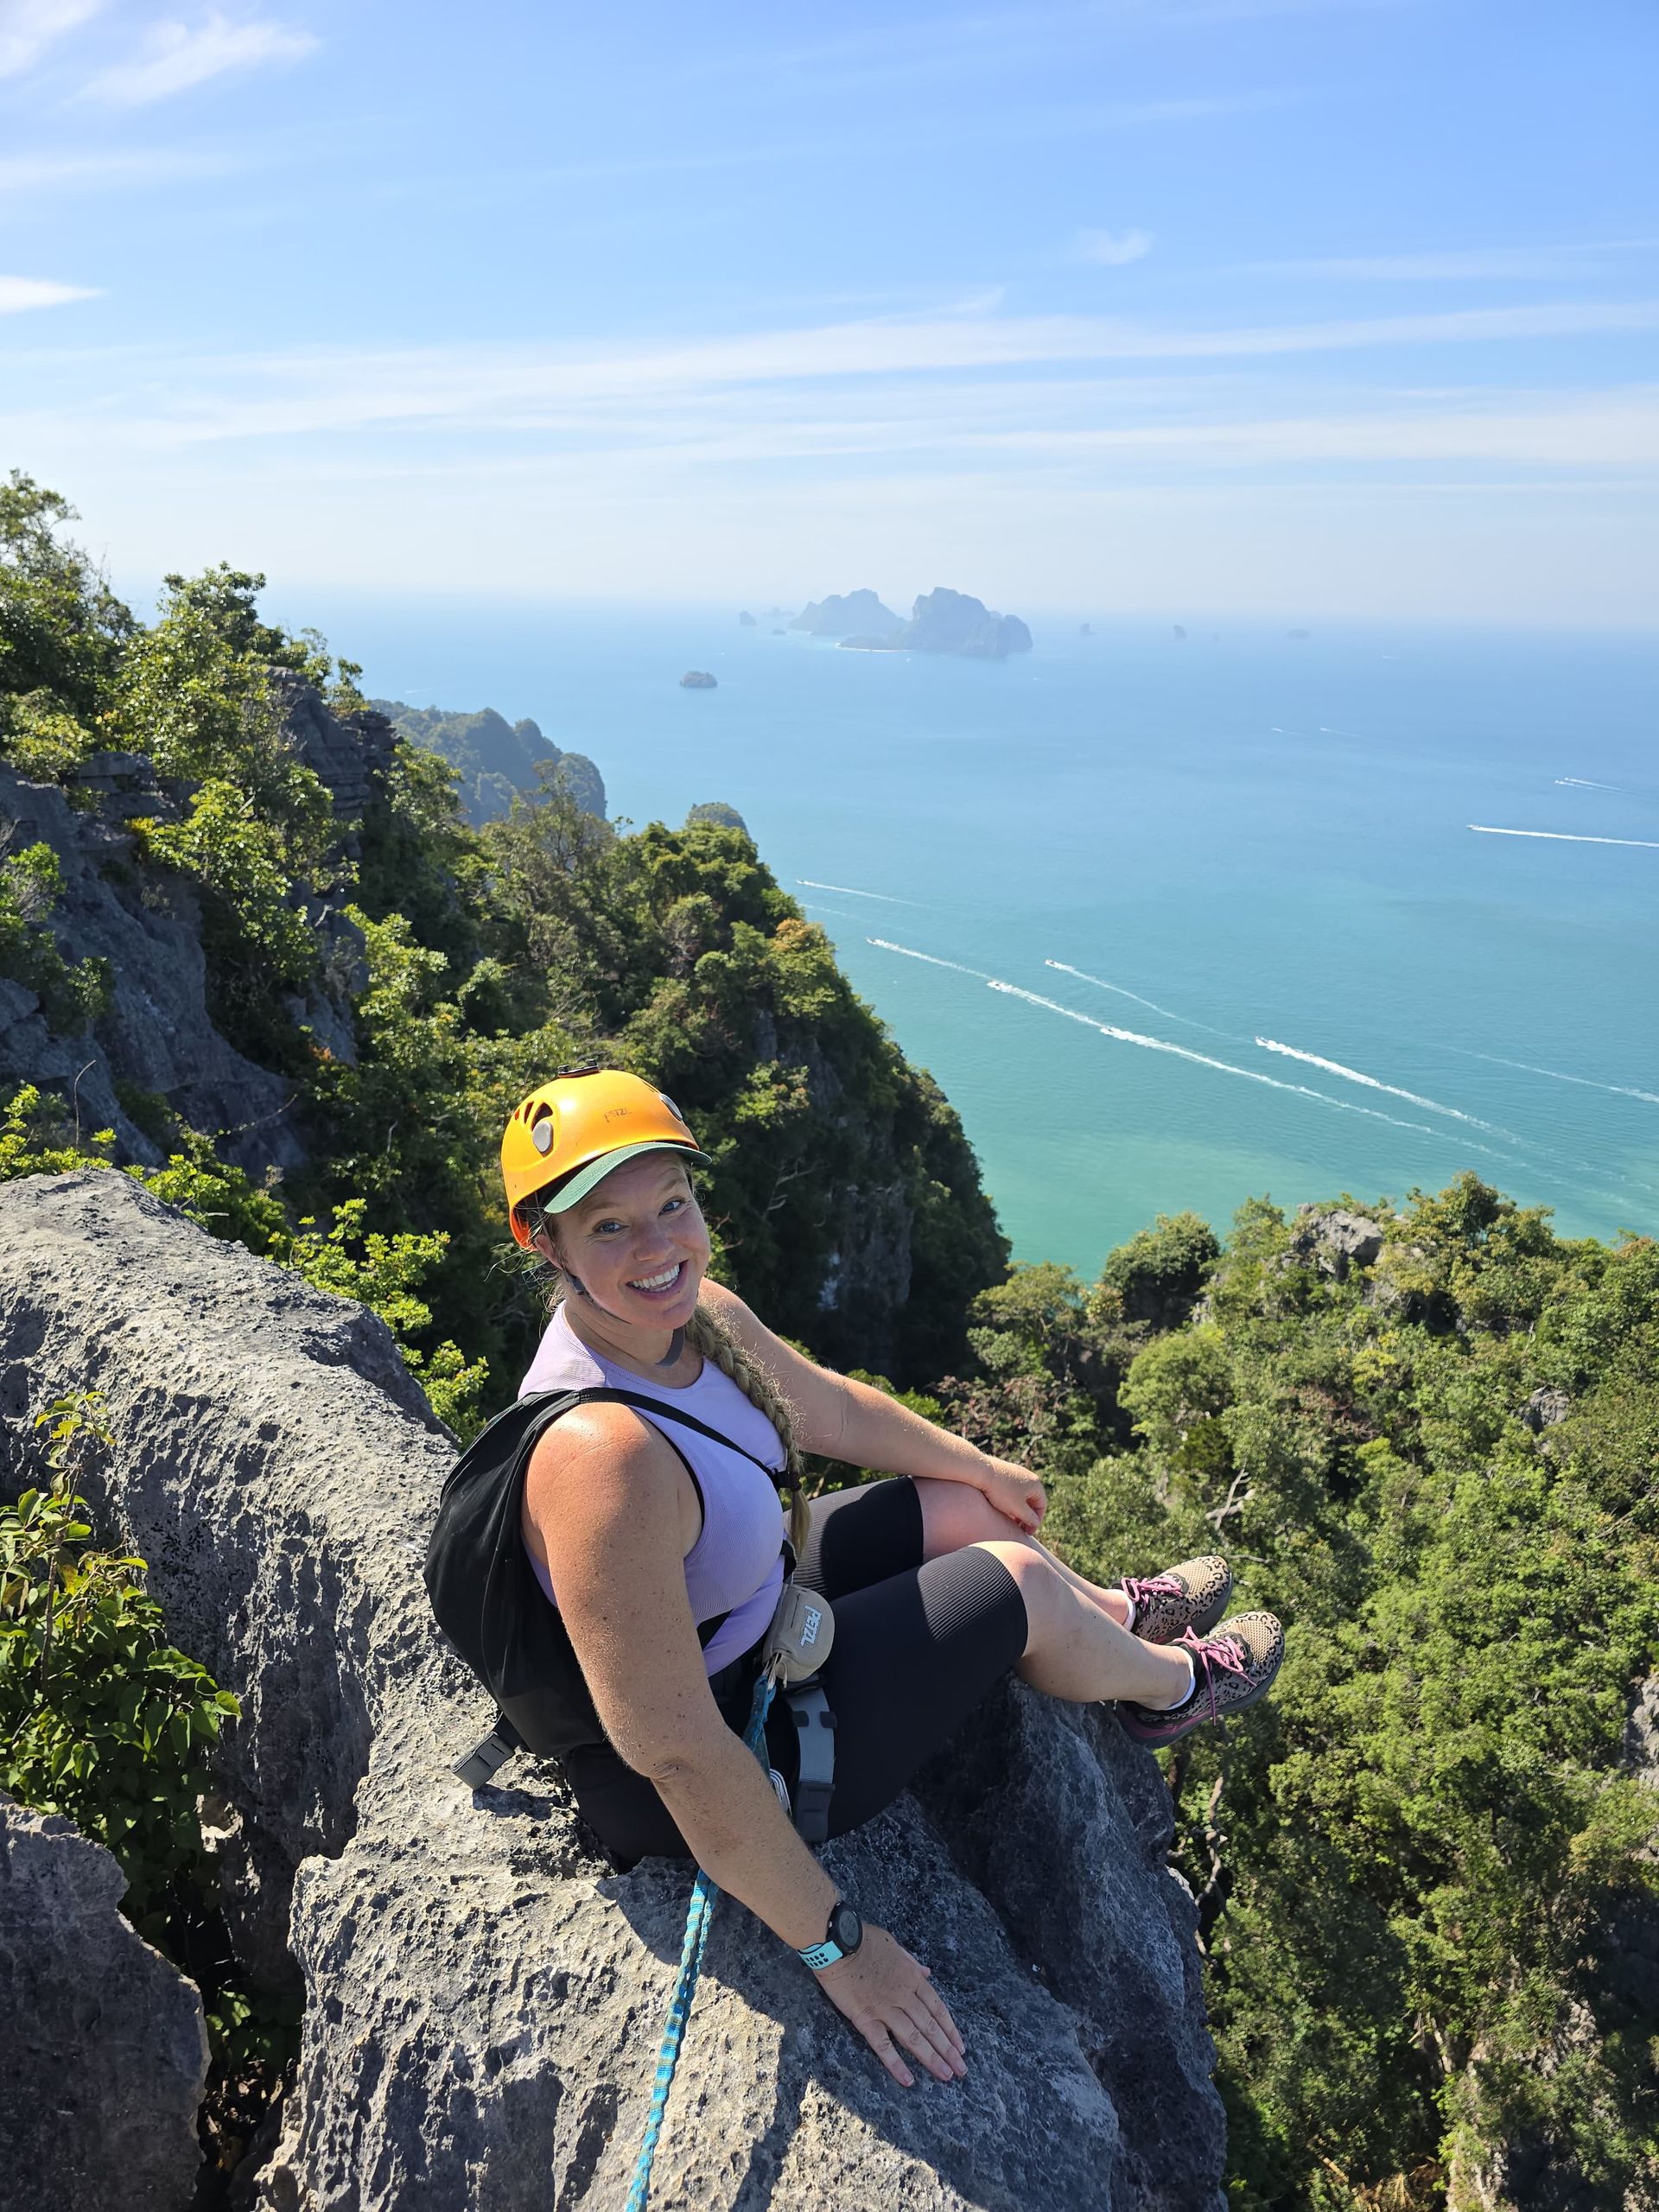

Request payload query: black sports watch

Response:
[798,1899,863,1971]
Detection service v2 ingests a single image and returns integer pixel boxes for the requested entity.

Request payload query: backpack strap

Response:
[521,1384,790,1485]
[451,1385,790,1793]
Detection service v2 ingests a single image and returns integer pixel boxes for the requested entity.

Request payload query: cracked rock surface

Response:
[0,1170,1224,2210]
[0,1796,209,2211]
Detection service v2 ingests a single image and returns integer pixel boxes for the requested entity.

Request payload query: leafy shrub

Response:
[0,1082,114,1179]
[0,838,112,1028]
[0,1394,240,1936]
[0,473,132,740]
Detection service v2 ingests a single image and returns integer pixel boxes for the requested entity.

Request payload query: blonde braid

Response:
[684,1301,811,1559]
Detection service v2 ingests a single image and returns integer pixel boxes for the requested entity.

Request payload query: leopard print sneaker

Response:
[1118,1555,1232,1643]
[1117,1612,1287,1747]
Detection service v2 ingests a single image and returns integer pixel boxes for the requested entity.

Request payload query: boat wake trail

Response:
[1554,777,1623,791]
[868,938,990,978]
[1469,824,1659,850]
[1046,959,1234,1039]
[865,939,1640,1198]
[987,982,1503,1152]
[1254,1037,1520,1140]
[1457,1048,1659,1109]
[798,879,925,905]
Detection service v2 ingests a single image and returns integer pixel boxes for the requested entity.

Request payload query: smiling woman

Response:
[427,1063,1283,2093]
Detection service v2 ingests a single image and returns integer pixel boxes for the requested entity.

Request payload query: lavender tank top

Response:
[519,1306,786,1676]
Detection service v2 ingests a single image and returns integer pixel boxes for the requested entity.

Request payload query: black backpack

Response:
[424,1384,790,1786]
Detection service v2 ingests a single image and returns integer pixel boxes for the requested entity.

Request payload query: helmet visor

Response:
[537,1138,708,1215]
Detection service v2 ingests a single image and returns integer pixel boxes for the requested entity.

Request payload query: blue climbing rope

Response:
[624,1665,778,2212]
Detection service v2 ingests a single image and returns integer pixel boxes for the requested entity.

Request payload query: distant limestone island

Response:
[372,700,604,825]
[680,670,718,689]
[791,586,1033,660]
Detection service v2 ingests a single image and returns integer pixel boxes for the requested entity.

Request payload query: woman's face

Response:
[538,1152,709,1331]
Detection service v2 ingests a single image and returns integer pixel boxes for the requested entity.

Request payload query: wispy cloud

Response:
[0,0,105,79]
[81,10,317,105]
[1075,226,1153,266]
[1235,241,1659,283]
[24,301,1659,468]
[0,274,99,312]
[0,146,231,192]
[688,0,1395,92]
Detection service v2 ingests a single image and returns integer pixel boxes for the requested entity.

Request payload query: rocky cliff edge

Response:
[0,1171,1224,2211]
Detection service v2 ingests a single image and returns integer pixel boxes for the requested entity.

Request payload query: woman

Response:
[505,1068,1284,2091]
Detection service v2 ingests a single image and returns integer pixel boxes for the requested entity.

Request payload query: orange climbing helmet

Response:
[501,1067,706,1246]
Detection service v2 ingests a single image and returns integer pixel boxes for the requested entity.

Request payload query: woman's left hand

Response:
[976,1458,1047,1535]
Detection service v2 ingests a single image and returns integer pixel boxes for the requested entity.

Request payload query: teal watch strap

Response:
[798,1936,844,1971]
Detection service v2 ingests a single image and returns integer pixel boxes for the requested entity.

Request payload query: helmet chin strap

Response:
[561,1266,686,1368]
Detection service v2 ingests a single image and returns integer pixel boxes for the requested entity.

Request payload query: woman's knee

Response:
[914,1475,1014,1559]
[967,1538,1060,1650]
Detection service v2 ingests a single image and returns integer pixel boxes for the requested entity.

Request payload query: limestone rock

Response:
[0,762,309,1173]
[371,700,606,827]
[684,801,749,834]
[1517,1385,1571,1433]
[679,670,719,689]
[0,1171,1224,2210]
[1287,1205,1386,1282]
[791,589,903,641]
[0,1796,209,2211]
[269,674,395,830]
[844,588,1033,660]
[1624,1676,1659,1786]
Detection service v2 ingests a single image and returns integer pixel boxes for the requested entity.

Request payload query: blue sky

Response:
[3,0,1656,620]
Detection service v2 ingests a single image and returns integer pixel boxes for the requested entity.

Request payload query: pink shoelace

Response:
[1176,1627,1250,1719]
[1122,1571,1185,1615]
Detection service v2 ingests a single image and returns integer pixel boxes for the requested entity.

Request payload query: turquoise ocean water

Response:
[316,601,1659,1275]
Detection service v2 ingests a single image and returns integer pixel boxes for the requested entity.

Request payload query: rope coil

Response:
[623,1666,778,2212]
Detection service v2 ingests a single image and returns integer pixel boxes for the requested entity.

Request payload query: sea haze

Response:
[311,600,1659,1274]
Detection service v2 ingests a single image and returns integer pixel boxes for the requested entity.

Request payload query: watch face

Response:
[829,1902,863,1955]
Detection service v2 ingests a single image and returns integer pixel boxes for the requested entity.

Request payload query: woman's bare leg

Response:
[914,1475,1135,1627]
[972,1538,1192,1707]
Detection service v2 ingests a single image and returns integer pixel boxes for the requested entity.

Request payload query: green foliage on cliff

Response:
[0,1393,240,1936]
[964,1182,1659,2212]
[0,478,1006,1414]
[373,697,605,825]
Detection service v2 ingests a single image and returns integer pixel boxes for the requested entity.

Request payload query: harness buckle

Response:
[453,1717,524,1789]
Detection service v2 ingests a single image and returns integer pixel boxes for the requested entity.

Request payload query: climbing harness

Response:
[625,1573,836,2212]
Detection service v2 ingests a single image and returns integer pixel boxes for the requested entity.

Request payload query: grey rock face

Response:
[0,763,308,1173]
[371,700,607,827]
[1518,1385,1572,1433]
[1624,1676,1659,1786]
[1288,1205,1386,1281]
[0,1172,1224,2211]
[0,1796,209,2211]
[270,671,395,834]
[0,676,397,1174]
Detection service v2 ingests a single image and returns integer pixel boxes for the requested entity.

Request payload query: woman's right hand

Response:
[813,1923,967,2087]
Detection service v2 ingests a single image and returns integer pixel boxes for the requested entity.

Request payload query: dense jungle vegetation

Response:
[3,475,1656,2209]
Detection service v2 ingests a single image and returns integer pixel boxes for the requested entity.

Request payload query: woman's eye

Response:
[661,1198,685,1216]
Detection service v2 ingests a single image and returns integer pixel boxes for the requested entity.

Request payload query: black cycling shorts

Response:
[562,1478,1027,1866]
